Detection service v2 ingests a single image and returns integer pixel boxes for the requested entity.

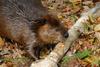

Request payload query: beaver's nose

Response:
[63,31,69,38]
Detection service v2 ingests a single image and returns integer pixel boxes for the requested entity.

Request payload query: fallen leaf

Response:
[0,37,4,47]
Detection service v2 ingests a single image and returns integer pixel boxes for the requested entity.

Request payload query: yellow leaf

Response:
[94,24,100,31]
[0,37,4,47]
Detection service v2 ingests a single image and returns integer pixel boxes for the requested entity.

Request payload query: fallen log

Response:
[30,3,100,67]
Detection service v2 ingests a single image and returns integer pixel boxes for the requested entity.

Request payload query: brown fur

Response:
[0,0,68,60]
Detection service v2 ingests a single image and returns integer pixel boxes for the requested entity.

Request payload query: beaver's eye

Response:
[63,31,69,38]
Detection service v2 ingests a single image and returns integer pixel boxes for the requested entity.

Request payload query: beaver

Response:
[0,0,68,60]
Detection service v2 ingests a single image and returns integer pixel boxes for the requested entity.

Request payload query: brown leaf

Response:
[0,37,4,47]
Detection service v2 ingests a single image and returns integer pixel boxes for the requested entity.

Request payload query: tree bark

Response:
[30,3,100,67]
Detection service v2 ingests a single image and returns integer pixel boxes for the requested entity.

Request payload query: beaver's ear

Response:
[30,18,47,31]
[34,18,47,25]
[43,15,60,26]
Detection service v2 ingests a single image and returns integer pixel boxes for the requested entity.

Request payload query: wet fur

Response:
[0,0,68,60]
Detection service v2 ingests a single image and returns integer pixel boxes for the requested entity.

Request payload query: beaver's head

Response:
[35,15,68,44]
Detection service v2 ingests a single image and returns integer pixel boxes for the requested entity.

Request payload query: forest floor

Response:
[0,0,100,67]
